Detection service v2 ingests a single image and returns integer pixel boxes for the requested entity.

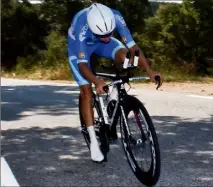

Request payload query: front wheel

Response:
[120,95,161,186]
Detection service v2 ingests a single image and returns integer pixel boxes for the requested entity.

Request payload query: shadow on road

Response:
[152,115,213,185]
[1,84,81,121]
[1,126,132,186]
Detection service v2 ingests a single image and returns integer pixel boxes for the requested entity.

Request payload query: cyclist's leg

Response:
[95,37,128,65]
[68,56,93,125]
[67,36,95,128]
[68,54,104,162]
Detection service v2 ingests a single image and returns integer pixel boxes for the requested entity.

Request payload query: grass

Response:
[162,74,213,83]
[2,66,213,84]
[2,64,73,81]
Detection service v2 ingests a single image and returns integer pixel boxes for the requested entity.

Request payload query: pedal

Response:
[109,132,118,141]
[103,155,108,162]
[99,147,108,162]
[109,126,118,141]
[101,145,109,154]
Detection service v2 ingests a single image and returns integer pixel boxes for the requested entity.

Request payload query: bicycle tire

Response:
[120,95,161,186]
[79,94,90,149]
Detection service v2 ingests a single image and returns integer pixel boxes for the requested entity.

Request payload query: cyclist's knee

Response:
[80,84,93,100]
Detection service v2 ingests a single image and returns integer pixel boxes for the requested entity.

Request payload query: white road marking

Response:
[1,157,20,187]
[187,94,213,100]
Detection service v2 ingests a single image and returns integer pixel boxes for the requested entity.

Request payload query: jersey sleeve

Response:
[76,25,89,64]
[112,9,136,48]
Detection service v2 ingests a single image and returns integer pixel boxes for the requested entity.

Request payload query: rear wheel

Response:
[120,95,161,186]
[79,94,90,149]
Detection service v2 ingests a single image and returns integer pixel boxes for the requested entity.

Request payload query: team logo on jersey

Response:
[78,52,85,59]
[115,14,126,26]
[92,34,97,41]
[79,24,89,42]
[122,37,127,43]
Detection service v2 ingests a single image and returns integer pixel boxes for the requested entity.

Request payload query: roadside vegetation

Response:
[2,0,213,82]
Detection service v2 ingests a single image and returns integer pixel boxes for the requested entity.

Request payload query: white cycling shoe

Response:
[87,126,104,162]
[90,141,104,162]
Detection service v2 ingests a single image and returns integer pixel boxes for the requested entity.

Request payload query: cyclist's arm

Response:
[79,62,106,94]
[112,9,136,49]
[78,63,100,85]
[113,9,156,80]
[73,21,100,85]
[129,45,154,74]
[76,45,99,84]
[76,42,98,84]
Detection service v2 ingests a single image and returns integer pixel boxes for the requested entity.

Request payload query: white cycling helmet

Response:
[87,3,116,36]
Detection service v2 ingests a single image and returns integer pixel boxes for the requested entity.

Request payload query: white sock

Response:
[87,126,104,162]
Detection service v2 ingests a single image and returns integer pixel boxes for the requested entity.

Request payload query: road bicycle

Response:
[79,50,161,186]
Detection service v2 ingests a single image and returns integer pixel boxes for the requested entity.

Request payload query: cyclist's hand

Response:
[94,78,107,94]
[151,72,163,88]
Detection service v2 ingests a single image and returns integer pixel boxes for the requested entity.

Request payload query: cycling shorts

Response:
[68,37,128,86]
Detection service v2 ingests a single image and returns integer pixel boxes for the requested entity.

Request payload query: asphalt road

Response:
[1,78,213,187]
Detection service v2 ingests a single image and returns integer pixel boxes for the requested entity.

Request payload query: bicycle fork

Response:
[120,105,137,171]
[120,106,146,146]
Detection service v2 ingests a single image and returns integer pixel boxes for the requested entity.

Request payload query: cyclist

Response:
[68,3,162,162]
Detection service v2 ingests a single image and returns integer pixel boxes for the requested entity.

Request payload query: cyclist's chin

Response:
[99,37,111,43]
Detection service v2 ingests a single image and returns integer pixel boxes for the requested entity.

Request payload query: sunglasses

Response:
[94,32,113,38]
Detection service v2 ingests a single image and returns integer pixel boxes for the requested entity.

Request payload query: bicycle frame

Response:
[93,51,160,131]
[94,72,127,126]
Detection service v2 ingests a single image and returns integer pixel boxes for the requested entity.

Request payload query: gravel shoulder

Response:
[132,82,213,96]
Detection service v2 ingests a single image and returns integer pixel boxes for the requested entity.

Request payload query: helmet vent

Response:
[104,22,108,31]
[96,25,103,33]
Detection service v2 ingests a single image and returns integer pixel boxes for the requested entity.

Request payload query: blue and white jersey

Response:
[68,8,136,63]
